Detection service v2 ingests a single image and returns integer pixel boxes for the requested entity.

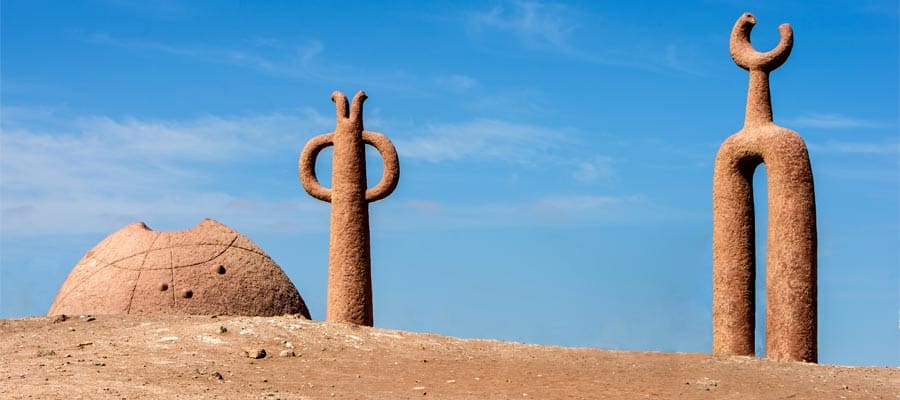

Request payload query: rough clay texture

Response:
[713,13,817,362]
[299,91,400,326]
[5,315,898,400]
[48,219,310,318]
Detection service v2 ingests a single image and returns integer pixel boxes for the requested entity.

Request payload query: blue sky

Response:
[1,1,897,366]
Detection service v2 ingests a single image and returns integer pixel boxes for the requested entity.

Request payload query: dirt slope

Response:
[1,315,897,399]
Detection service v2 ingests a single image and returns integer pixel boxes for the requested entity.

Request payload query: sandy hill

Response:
[1,314,896,399]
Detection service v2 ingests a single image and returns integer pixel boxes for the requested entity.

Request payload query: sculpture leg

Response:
[326,193,374,326]
[713,151,760,356]
[765,143,817,362]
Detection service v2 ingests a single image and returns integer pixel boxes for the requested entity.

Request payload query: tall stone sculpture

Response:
[712,13,817,362]
[299,91,400,326]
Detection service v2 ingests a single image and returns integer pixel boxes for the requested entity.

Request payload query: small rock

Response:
[52,315,68,323]
[446,380,456,384]
[248,349,267,359]
[85,316,96,322]
[218,326,228,334]
[279,350,295,357]
[36,350,56,357]
[283,342,294,349]
[413,386,426,391]
[211,371,223,380]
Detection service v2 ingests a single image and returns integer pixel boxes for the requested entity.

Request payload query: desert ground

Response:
[1,314,897,399]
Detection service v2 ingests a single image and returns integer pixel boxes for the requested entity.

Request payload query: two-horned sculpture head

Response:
[331,90,367,137]
[299,90,399,205]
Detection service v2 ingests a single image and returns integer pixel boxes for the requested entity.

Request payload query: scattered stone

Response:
[279,350,295,357]
[283,341,294,349]
[85,316,96,322]
[247,349,267,359]
[218,326,228,334]
[36,350,56,357]
[51,315,68,323]
[211,371,223,381]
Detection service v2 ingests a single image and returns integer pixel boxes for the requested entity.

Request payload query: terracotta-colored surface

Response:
[48,219,310,318]
[713,13,817,362]
[299,91,400,326]
[2,315,897,399]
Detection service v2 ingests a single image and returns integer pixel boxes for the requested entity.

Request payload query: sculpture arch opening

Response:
[712,13,817,363]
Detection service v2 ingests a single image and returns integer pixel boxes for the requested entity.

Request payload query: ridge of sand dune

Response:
[1,315,897,399]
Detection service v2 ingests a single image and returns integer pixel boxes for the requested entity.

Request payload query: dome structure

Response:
[48,219,310,318]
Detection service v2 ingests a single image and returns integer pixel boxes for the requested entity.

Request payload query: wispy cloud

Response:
[464,1,706,75]
[392,118,621,184]
[84,33,479,95]
[809,139,900,155]
[0,106,333,236]
[86,33,328,81]
[435,74,479,92]
[573,156,614,182]
[393,118,574,164]
[786,113,886,129]
[467,0,600,62]
[386,194,690,230]
[0,106,622,236]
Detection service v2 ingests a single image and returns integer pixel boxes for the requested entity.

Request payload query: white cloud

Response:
[468,0,598,61]
[0,106,333,236]
[378,194,689,231]
[435,74,479,92]
[809,139,900,155]
[0,106,624,236]
[573,156,614,182]
[85,33,477,95]
[786,113,885,129]
[86,33,327,81]
[464,1,707,74]
[394,118,574,164]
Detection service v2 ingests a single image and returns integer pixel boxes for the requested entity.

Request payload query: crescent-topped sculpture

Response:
[299,91,400,326]
[712,13,817,362]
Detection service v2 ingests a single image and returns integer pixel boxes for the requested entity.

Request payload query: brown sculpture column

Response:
[712,13,817,362]
[299,91,400,326]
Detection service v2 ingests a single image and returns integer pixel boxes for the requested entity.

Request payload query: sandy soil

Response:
[1,314,897,399]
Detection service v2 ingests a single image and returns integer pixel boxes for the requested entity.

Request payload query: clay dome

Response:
[48,219,310,318]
